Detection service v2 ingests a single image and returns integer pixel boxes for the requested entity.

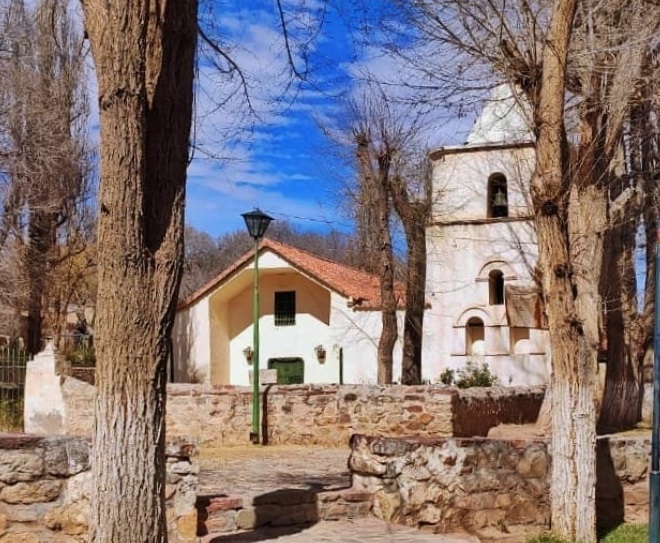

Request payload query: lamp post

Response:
[242,208,273,444]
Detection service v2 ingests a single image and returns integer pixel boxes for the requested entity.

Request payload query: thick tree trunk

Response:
[532,0,596,540]
[599,201,642,431]
[82,1,197,542]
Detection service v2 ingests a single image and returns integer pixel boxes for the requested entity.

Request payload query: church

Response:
[422,86,551,386]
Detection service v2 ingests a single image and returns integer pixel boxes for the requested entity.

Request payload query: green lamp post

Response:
[242,208,274,444]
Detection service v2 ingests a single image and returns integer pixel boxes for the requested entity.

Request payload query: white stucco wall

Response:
[172,250,404,386]
[328,293,404,384]
[430,144,535,223]
[423,140,550,386]
[228,272,335,386]
[172,296,211,383]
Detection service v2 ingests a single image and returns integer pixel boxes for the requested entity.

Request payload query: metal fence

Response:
[0,349,29,432]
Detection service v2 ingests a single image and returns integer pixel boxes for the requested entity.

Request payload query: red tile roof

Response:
[177,238,405,311]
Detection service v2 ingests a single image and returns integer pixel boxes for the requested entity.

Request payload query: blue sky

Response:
[82,1,476,239]
[182,1,477,238]
[185,1,363,237]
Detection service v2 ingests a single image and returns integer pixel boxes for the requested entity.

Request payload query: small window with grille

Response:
[274,291,296,326]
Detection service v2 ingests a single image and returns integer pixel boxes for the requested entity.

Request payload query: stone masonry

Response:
[55,380,544,447]
[0,434,198,542]
[348,434,650,537]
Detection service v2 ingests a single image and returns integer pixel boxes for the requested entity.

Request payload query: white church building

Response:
[422,86,551,386]
[171,86,550,387]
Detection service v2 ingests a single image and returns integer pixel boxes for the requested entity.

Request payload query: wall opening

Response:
[510,327,531,354]
[466,317,485,356]
[489,270,505,305]
[274,291,296,326]
[488,173,508,218]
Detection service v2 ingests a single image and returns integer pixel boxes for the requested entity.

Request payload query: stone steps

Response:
[196,487,373,539]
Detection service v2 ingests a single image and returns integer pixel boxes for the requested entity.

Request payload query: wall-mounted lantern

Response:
[314,344,326,363]
[243,346,253,364]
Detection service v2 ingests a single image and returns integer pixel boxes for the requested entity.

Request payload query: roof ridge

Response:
[262,238,377,278]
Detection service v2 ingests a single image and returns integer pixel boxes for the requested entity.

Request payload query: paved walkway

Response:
[198,446,351,500]
[202,518,479,542]
[198,446,478,543]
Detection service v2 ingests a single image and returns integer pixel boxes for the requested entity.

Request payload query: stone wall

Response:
[0,433,198,542]
[348,434,649,538]
[57,381,543,447]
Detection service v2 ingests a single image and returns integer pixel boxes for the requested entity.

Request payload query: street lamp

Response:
[242,208,274,444]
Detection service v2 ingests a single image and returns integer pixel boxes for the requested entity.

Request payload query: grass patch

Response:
[601,524,647,543]
[528,525,647,543]
[0,397,23,432]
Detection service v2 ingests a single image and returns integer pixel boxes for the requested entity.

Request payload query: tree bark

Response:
[399,222,426,385]
[355,131,397,384]
[376,154,397,385]
[598,208,642,431]
[531,0,596,540]
[81,1,197,542]
[25,211,54,354]
[390,177,428,385]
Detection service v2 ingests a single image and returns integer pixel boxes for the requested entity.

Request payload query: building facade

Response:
[422,86,551,385]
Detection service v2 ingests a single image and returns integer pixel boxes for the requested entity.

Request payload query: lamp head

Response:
[241,208,274,240]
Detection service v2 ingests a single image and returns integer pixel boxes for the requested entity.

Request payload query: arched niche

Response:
[466,317,485,356]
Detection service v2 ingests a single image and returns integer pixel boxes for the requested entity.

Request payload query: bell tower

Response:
[422,85,550,386]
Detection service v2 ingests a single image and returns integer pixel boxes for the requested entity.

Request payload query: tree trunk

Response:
[598,196,642,431]
[397,204,427,385]
[376,157,396,385]
[354,132,397,384]
[25,211,53,354]
[81,1,197,542]
[531,0,596,540]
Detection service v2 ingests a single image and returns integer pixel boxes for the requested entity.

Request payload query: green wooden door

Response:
[267,357,304,384]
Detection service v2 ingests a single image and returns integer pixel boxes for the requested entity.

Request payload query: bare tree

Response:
[385,0,660,538]
[354,116,398,384]
[81,0,325,538]
[0,0,91,353]
[347,88,433,384]
[80,0,197,540]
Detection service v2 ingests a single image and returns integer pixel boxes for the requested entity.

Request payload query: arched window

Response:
[466,317,485,356]
[489,270,505,305]
[487,173,508,218]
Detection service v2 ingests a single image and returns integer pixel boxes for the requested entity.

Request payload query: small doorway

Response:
[268,357,305,384]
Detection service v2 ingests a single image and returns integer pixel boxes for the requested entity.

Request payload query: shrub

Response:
[439,368,455,385]
[437,362,499,388]
[63,346,96,367]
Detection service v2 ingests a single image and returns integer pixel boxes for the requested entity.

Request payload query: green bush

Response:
[439,368,455,385]
[64,346,96,367]
[437,362,499,388]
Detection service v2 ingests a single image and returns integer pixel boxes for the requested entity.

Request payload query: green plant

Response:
[600,524,647,543]
[439,368,455,385]
[0,398,23,432]
[64,346,96,367]
[527,524,647,543]
[437,362,499,388]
